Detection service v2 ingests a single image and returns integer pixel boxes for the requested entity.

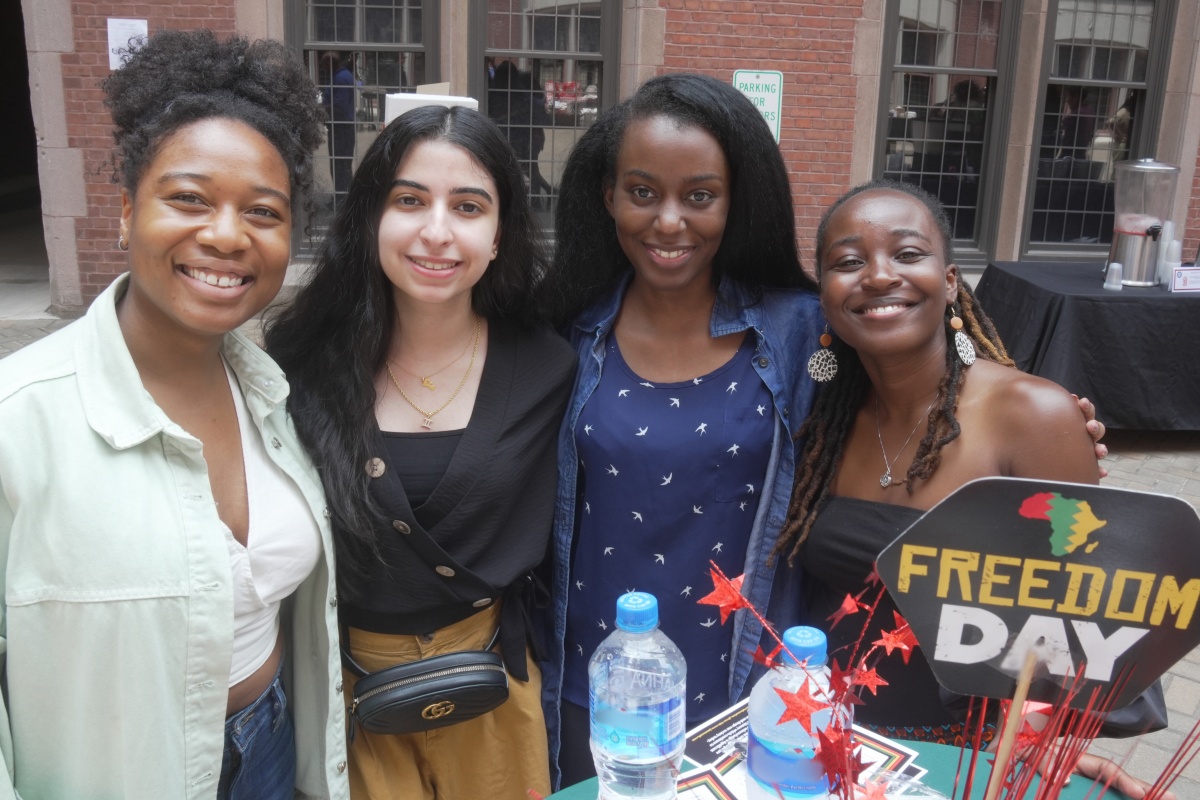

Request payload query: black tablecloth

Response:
[974,261,1200,430]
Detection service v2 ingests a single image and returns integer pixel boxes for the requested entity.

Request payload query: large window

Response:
[878,0,1010,262]
[471,0,619,232]
[1025,0,1166,249]
[291,0,440,245]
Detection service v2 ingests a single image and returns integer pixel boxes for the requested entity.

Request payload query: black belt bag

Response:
[343,628,509,736]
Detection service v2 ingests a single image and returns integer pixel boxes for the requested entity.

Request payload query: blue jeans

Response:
[218,664,296,800]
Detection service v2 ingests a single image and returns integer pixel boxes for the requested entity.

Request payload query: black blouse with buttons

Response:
[340,319,576,676]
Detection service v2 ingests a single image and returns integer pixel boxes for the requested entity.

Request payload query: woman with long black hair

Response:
[265,105,574,799]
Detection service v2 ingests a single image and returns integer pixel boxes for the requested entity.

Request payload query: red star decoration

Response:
[850,666,889,696]
[847,745,870,785]
[697,568,749,624]
[752,643,782,670]
[829,658,854,693]
[774,677,829,735]
[827,592,867,630]
[815,725,851,792]
[1013,717,1042,754]
[872,627,912,661]
[855,780,889,799]
[892,611,920,664]
[865,564,883,586]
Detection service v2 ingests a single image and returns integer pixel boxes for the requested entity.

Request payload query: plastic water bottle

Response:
[746,626,838,799]
[589,592,687,800]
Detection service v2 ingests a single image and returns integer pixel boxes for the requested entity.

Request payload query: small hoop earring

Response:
[118,236,129,252]
[807,326,838,382]
[948,306,976,366]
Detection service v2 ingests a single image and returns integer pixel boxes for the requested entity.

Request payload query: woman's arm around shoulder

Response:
[974,361,1100,485]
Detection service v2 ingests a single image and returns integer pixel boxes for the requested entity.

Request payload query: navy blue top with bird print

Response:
[563,334,773,720]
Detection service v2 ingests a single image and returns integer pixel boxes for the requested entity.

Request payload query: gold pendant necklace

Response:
[388,317,481,429]
[389,324,475,391]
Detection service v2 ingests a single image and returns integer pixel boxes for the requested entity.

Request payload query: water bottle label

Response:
[746,728,828,794]
[590,694,685,759]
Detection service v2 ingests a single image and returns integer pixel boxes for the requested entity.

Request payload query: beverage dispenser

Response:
[1107,159,1180,286]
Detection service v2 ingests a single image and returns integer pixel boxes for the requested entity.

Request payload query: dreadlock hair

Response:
[538,72,815,327]
[102,30,324,223]
[773,179,1014,567]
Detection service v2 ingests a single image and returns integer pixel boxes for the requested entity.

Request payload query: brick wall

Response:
[1185,150,1200,265]
[658,0,862,268]
[66,1,237,303]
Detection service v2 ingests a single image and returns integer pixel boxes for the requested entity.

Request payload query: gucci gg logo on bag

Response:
[422,699,457,720]
[343,630,509,736]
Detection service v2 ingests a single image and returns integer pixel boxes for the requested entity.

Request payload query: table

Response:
[548,739,1134,799]
[974,261,1200,430]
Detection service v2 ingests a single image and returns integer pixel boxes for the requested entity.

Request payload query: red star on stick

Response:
[855,780,889,799]
[816,725,851,792]
[697,567,749,624]
[827,592,867,630]
[827,659,864,709]
[774,678,829,735]
[892,611,920,663]
[752,643,782,670]
[850,666,889,696]
[872,627,912,660]
[829,658,854,693]
[847,745,870,785]
[865,564,883,586]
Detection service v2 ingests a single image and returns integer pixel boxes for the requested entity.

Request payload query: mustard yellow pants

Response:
[343,604,551,799]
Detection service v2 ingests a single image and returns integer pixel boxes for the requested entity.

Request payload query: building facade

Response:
[16,0,1200,312]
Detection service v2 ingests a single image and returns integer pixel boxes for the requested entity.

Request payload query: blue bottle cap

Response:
[615,592,659,632]
[780,626,827,667]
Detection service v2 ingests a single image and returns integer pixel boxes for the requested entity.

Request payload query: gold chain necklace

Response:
[389,328,474,391]
[387,316,481,429]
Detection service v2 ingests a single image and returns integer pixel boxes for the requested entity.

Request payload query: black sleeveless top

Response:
[801,496,960,730]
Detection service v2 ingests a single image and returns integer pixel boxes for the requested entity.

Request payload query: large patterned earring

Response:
[807,327,838,382]
[948,306,976,366]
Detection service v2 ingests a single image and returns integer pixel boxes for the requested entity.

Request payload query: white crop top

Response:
[224,363,323,686]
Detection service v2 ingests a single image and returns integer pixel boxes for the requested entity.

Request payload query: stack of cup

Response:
[1103,262,1124,290]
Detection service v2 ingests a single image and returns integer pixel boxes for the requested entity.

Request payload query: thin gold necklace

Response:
[389,328,474,391]
[875,395,937,489]
[387,316,481,429]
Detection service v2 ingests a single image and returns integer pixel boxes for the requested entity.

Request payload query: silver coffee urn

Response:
[1107,158,1180,286]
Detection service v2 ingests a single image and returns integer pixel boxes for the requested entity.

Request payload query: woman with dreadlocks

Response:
[776,179,1167,798]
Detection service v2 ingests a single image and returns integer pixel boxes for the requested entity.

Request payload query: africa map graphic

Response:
[1018,492,1108,556]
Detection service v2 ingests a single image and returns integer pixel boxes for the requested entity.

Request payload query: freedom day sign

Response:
[877,477,1200,709]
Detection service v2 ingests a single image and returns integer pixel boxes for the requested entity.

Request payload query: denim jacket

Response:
[543,275,823,786]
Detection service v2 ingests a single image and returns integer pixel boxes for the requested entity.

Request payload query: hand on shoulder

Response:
[969,361,1100,485]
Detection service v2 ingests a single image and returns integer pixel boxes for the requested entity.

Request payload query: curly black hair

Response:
[539,73,816,326]
[102,29,324,216]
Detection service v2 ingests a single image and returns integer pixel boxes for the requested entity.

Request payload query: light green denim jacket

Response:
[0,275,349,800]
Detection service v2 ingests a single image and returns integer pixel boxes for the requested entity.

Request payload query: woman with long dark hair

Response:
[0,30,344,800]
[265,105,574,798]
[539,73,825,787]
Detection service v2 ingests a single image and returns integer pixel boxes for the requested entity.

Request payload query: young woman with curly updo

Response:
[778,180,1167,799]
[0,30,347,800]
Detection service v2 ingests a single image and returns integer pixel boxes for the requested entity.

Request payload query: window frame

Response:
[467,0,620,240]
[285,0,441,255]
[1020,0,1178,259]
[874,0,1021,268]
